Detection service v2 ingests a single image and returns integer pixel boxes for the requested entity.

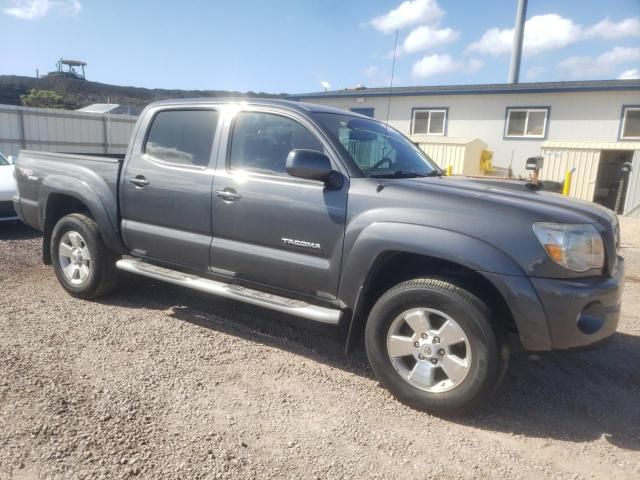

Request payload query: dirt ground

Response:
[0,218,639,480]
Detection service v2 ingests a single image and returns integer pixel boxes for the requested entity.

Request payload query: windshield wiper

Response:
[369,170,434,179]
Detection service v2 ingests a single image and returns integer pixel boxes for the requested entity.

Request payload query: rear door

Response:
[121,106,220,271]
[210,107,349,299]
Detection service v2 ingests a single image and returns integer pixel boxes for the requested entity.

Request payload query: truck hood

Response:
[412,176,617,227]
[365,175,620,278]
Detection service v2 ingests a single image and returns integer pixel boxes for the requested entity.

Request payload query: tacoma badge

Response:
[281,238,321,250]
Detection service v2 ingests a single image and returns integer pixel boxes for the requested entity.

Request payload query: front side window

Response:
[144,109,219,167]
[313,112,440,178]
[229,111,323,176]
[505,107,549,138]
[0,153,8,166]
[412,109,447,135]
[620,107,640,140]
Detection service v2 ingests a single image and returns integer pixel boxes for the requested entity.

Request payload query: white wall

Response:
[301,90,637,176]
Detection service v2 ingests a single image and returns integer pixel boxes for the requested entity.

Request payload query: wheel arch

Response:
[40,177,126,264]
[339,223,551,353]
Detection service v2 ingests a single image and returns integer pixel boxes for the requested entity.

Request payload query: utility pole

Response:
[508,0,528,83]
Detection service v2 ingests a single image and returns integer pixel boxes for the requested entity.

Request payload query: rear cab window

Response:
[144,109,219,167]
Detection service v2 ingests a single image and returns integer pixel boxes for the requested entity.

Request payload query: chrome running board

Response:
[115,258,342,325]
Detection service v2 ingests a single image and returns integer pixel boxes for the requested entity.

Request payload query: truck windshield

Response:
[312,112,441,178]
[0,154,8,166]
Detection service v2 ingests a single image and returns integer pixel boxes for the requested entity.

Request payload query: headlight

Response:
[533,223,605,272]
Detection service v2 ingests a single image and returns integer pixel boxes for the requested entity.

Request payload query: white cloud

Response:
[467,59,484,73]
[399,25,459,55]
[559,46,640,78]
[468,14,582,55]
[320,81,332,90]
[3,0,80,20]
[619,68,640,79]
[584,17,640,39]
[468,15,640,56]
[370,0,444,34]
[412,54,483,78]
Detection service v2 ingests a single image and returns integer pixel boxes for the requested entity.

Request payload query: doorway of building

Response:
[593,150,634,213]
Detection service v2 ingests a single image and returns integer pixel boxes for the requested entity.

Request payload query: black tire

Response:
[365,277,507,415]
[50,213,119,299]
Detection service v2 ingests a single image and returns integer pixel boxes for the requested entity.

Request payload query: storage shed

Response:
[540,141,640,215]
[411,136,487,176]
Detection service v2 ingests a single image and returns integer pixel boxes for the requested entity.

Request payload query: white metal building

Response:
[291,79,640,213]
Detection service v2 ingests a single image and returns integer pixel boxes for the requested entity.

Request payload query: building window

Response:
[504,107,549,139]
[620,106,640,140]
[411,108,447,135]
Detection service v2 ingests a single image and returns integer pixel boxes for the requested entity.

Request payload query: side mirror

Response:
[6,155,14,165]
[286,149,342,187]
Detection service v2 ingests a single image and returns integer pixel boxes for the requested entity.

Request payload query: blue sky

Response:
[0,0,638,93]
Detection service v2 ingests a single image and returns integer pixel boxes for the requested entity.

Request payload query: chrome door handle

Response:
[128,176,150,187]
[215,190,242,201]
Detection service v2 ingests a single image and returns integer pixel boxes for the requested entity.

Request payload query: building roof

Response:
[410,136,487,146]
[61,59,87,67]
[542,141,640,151]
[290,79,640,100]
[78,103,120,114]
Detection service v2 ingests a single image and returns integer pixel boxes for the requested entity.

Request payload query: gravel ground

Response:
[0,219,639,480]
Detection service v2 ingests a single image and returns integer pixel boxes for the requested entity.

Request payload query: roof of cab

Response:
[146,97,355,116]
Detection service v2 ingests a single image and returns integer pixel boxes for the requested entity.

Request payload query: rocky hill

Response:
[0,75,287,114]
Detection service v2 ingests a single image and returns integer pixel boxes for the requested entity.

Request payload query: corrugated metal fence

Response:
[0,104,137,157]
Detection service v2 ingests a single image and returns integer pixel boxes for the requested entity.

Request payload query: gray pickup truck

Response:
[14,99,624,414]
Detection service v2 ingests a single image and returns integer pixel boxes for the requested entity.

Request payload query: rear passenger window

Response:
[229,111,323,175]
[145,109,218,167]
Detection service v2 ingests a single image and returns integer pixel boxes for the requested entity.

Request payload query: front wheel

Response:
[50,213,119,299]
[365,277,507,415]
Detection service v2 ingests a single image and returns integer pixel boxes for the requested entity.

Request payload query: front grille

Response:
[0,201,16,218]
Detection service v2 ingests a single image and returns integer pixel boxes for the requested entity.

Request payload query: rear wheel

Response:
[365,277,507,415]
[51,213,119,299]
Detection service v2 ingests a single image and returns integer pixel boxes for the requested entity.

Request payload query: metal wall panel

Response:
[624,150,640,217]
[416,138,486,175]
[419,142,464,173]
[540,146,601,201]
[0,104,137,157]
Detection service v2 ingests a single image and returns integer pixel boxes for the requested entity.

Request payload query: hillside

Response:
[0,75,287,113]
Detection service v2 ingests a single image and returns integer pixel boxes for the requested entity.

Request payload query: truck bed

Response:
[14,150,123,234]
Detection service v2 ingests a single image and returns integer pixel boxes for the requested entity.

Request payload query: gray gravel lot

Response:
[0,219,639,479]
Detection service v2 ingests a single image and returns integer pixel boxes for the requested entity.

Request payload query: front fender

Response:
[339,222,552,352]
[339,222,524,306]
[40,174,126,254]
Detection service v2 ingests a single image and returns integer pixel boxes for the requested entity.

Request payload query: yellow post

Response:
[563,170,572,196]
[446,165,453,176]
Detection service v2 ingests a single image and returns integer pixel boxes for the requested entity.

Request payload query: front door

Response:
[210,108,348,300]
[121,107,220,271]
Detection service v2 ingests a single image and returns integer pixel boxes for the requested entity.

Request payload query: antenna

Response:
[385,30,399,128]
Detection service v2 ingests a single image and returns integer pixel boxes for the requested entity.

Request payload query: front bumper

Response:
[530,256,624,350]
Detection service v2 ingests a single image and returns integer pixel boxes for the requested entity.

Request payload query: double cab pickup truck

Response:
[14,99,624,414]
